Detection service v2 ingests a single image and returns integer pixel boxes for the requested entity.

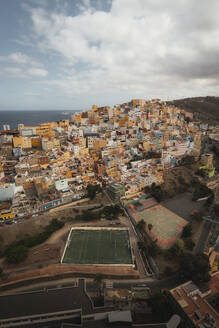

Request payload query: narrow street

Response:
[119,213,151,278]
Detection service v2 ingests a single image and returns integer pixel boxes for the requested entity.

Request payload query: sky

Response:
[0,0,219,111]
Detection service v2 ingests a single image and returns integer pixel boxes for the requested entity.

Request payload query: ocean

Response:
[0,110,76,130]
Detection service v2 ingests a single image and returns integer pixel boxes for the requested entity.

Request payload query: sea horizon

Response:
[0,109,77,130]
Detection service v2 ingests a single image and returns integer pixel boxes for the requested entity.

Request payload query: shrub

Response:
[182,224,192,239]
[4,219,64,264]
[184,238,195,251]
[6,245,28,264]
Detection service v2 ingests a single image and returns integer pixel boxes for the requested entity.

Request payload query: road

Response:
[0,273,184,297]
[119,213,150,278]
[195,220,212,254]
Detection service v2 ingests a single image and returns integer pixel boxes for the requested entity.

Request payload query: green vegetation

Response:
[4,219,64,264]
[62,229,132,265]
[214,204,219,217]
[170,96,219,123]
[206,292,219,313]
[136,219,146,232]
[6,245,29,264]
[184,238,195,251]
[148,223,153,231]
[164,266,173,276]
[145,183,164,202]
[179,252,210,283]
[87,184,102,200]
[181,223,192,239]
[190,210,203,222]
[205,193,215,208]
[149,292,173,322]
[179,155,195,166]
[212,145,219,157]
[74,204,123,221]
[147,242,160,258]
[192,183,212,201]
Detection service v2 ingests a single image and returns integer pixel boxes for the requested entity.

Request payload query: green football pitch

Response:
[62,228,133,265]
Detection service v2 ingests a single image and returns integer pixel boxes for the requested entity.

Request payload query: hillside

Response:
[168,96,219,123]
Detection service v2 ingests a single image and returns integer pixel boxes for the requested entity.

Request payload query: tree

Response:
[6,245,28,264]
[179,252,210,283]
[205,194,214,208]
[137,241,145,250]
[87,184,102,200]
[214,204,219,217]
[136,219,146,232]
[148,223,153,231]
[185,116,191,124]
[168,239,184,257]
[172,239,184,256]
[164,266,173,276]
[182,224,192,239]
[191,211,203,222]
[176,239,184,250]
[180,155,195,166]
[149,292,172,322]
[184,238,195,251]
[0,235,3,254]
[192,184,212,201]
[148,242,158,257]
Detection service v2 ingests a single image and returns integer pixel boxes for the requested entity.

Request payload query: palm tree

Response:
[136,219,146,232]
[148,223,153,231]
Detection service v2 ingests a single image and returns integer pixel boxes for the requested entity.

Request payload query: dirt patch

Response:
[3,243,61,272]
[0,213,54,248]
[162,167,195,196]
[0,263,139,287]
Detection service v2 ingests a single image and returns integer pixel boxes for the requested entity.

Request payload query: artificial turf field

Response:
[62,228,133,265]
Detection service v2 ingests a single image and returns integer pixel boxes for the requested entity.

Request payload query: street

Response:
[195,220,212,254]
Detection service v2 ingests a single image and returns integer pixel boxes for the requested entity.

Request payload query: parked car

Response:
[5,221,13,225]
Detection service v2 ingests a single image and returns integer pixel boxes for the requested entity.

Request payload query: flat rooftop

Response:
[62,227,133,265]
[0,279,92,320]
[170,281,219,327]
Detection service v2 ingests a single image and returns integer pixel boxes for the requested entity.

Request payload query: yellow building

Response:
[59,120,69,128]
[79,147,89,156]
[0,210,14,220]
[93,139,107,150]
[92,105,98,112]
[72,114,82,123]
[31,137,42,149]
[79,138,86,148]
[131,99,146,107]
[36,122,56,138]
[66,170,72,178]
[13,136,32,149]
[53,138,60,147]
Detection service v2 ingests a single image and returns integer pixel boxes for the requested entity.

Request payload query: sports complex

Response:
[61,227,134,267]
[127,197,188,249]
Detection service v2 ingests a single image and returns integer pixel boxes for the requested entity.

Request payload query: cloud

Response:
[0,66,48,78]
[0,52,43,67]
[25,0,219,98]
[27,67,48,77]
